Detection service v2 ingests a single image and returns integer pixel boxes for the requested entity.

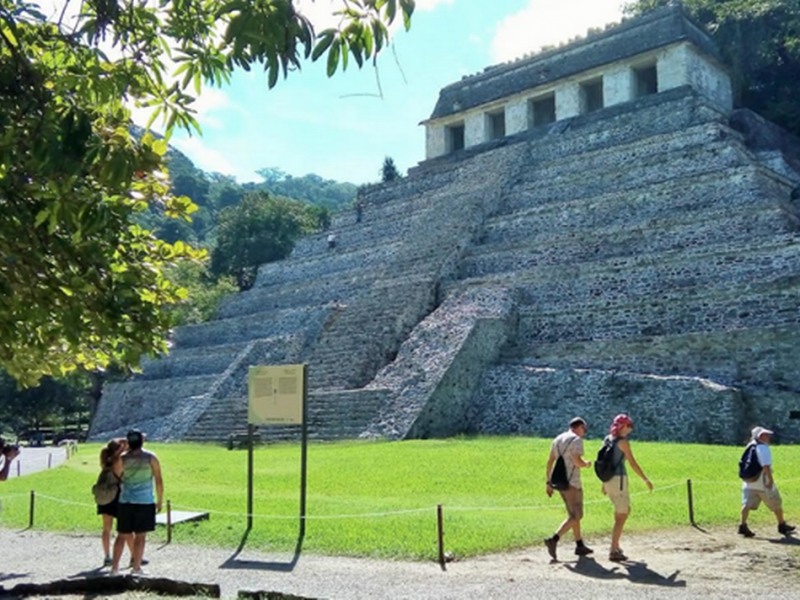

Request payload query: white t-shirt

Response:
[744,442,774,491]
[551,430,584,489]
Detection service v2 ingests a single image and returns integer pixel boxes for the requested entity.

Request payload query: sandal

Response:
[609,548,628,562]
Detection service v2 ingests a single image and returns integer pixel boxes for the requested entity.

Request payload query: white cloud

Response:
[491,0,626,64]
[169,136,249,180]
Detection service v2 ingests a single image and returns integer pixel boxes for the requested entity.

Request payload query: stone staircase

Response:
[91,132,525,442]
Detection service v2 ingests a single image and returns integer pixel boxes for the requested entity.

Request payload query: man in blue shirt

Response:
[110,430,164,576]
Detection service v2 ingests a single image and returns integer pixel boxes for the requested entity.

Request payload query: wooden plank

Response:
[156,510,209,526]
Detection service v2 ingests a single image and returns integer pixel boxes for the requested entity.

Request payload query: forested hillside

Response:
[135,136,358,245]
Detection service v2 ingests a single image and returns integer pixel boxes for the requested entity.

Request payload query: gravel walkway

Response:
[1,525,799,599]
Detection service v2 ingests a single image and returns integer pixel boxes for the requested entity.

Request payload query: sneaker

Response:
[103,556,113,567]
[738,524,756,538]
[109,569,119,577]
[608,548,628,562]
[575,545,594,556]
[131,568,145,577]
[778,522,796,535]
[544,537,558,561]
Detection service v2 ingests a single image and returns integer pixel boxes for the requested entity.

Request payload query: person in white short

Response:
[738,426,795,538]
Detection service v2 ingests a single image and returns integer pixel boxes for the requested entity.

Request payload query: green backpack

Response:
[92,469,120,505]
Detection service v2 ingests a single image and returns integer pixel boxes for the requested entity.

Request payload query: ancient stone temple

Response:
[90,4,800,445]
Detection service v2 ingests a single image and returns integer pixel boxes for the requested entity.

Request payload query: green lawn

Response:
[1,437,798,560]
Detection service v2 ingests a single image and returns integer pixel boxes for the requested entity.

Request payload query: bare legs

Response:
[101,514,114,559]
[111,533,131,573]
[611,511,629,552]
[131,533,147,571]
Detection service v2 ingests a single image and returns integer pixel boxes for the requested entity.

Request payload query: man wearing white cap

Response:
[739,426,795,537]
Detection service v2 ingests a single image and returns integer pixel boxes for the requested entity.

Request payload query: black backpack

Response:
[594,437,620,482]
[550,437,575,491]
[738,442,762,482]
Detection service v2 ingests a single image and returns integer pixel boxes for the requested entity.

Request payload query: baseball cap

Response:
[570,417,587,428]
[612,414,634,428]
[752,426,774,440]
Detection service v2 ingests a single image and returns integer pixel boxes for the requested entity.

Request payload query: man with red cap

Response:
[739,426,795,537]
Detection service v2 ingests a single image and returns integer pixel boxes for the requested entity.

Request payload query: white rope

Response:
[35,493,97,509]
[170,503,434,520]
[16,479,760,522]
[0,493,30,501]
[446,481,685,513]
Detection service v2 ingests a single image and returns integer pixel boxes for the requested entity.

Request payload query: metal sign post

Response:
[247,364,308,538]
[300,365,308,538]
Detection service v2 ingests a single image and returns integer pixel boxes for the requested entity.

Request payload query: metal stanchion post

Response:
[687,479,695,526]
[166,500,172,544]
[437,504,446,570]
[29,490,35,529]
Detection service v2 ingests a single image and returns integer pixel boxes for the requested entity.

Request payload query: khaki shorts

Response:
[743,486,782,512]
[603,475,630,514]
[558,486,584,520]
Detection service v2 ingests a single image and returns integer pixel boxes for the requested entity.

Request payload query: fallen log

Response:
[0,575,221,598]
[238,592,321,600]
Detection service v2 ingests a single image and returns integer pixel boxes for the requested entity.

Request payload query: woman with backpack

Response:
[600,414,653,562]
[96,438,130,567]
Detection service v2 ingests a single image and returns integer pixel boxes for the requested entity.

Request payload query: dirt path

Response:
[2,525,799,599]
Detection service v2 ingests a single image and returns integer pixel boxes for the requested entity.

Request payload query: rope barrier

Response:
[446,481,686,513]
[35,493,97,509]
[0,493,30,501]
[22,480,688,521]
[170,503,435,520]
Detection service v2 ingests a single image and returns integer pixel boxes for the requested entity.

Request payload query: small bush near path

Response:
[0,437,797,560]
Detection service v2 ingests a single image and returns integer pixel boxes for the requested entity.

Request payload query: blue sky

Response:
[162,0,628,184]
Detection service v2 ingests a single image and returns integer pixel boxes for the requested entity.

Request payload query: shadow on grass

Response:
[565,557,685,587]
[219,527,304,572]
[0,573,29,583]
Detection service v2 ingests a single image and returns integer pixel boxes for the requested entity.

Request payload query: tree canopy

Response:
[381,156,401,182]
[0,0,415,386]
[210,192,325,290]
[625,0,800,138]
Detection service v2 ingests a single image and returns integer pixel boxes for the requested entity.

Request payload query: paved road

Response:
[0,527,797,600]
[4,447,68,479]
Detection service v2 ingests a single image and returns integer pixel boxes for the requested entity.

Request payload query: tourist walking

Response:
[544,417,593,561]
[600,414,653,562]
[327,232,337,249]
[111,430,164,576]
[738,426,795,538]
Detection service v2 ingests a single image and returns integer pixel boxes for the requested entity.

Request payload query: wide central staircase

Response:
[91,87,800,444]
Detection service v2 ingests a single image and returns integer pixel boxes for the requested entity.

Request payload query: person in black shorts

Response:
[97,439,132,566]
[111,430,163,576]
